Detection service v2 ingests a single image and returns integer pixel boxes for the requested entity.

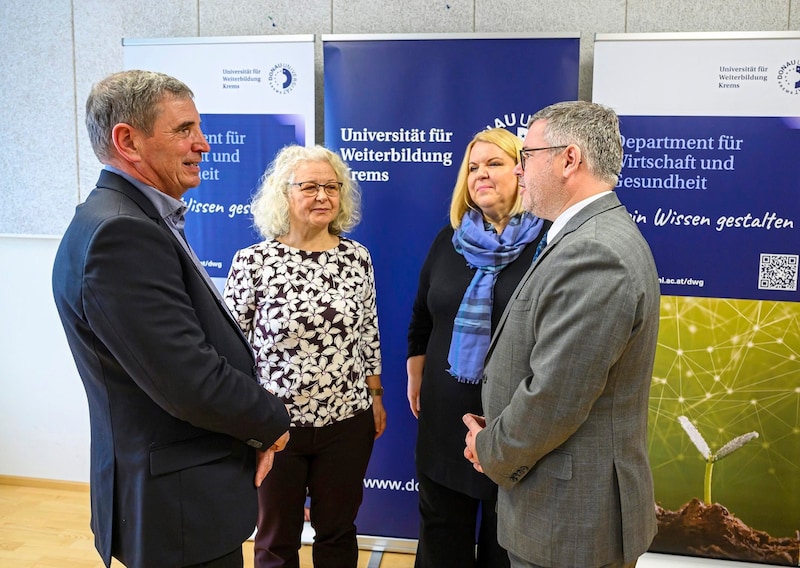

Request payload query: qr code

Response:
[758,253,798,291]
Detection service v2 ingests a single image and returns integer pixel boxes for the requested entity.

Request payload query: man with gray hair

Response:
[464,101,660,567]
[53,70,290,568]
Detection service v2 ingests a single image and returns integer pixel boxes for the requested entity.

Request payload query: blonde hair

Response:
[250,145,361,238]
[448,128,524,228]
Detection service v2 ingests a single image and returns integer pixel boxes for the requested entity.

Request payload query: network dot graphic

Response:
[648,295,799,537]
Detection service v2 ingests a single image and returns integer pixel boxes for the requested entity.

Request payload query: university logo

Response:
[268,63,297,94]
[776,59,800,95]
[484,112,533,139]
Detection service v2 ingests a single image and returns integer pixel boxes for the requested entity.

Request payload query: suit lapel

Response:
[97,171,253,350]
[486,193,626,359]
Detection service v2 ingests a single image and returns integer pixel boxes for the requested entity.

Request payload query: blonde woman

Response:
[406,128,548,568]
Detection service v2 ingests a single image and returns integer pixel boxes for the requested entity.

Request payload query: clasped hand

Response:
[462,413,486,473]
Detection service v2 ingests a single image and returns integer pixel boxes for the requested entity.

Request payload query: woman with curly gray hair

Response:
[224,144,385,568]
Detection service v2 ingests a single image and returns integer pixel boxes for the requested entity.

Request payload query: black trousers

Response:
[415,470,510,568]
[254,409,375,568]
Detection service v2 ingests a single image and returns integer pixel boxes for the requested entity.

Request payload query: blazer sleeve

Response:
[82,214,289,446]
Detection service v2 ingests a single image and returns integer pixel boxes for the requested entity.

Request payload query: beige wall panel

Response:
[626,0,790,32]
[199,0,331,36]
[331,0,473,33]
[790,0,800,28]
[0,0,77,235]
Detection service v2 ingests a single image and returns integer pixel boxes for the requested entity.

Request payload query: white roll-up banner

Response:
[594,32,799,566]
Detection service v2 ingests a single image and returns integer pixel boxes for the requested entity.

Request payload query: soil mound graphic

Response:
[651,499,799,566]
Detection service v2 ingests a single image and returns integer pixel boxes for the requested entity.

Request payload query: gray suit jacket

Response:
[476,192,659,567]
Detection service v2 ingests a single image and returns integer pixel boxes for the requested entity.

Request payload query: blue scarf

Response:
[447,210,544,384]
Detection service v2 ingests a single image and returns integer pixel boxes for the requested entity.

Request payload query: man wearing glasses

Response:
[464,101,660,568]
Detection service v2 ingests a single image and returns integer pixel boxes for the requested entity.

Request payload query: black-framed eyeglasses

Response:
[519,145,568,171]
[290,181,343,197]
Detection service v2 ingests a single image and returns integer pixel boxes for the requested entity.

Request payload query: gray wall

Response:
[0,0,797,235]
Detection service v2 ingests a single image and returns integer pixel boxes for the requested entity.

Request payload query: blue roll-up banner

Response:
[123,35,315,285]
[594,32,800,566]
[323,33,580,544]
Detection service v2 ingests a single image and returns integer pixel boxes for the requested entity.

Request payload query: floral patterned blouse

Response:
[224,238,382,427]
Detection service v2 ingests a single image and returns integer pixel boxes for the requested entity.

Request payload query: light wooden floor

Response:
[0,478,415,568]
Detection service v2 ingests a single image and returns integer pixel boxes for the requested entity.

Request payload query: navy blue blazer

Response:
[52,170,289,568]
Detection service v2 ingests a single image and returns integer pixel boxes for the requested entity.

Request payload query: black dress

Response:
[407,221,548,566]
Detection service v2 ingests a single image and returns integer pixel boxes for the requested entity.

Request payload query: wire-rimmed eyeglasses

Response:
[519,146,568,171]
[290,181,343,197]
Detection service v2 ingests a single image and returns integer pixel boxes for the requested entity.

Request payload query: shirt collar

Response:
[548,191,611,241]
[104,165,187,230]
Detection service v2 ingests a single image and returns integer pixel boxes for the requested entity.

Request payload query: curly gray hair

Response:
[250,145,361,238]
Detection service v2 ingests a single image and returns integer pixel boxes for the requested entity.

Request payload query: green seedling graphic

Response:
[678,415,760,505]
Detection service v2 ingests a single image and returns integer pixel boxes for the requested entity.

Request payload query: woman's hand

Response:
[367,375,386,439]
[371,396,387,440]
[406,355,424,419]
